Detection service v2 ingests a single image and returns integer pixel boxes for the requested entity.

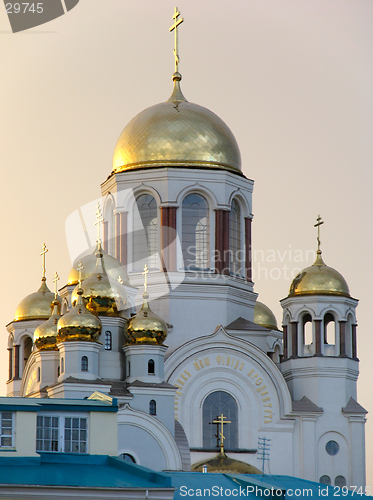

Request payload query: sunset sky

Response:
[0,0,372,483]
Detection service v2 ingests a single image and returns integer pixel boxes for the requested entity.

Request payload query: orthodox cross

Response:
[77,260,84,288]
[95,202,104,243]
[142,264,149,293]
[40,243,48,279]
[52,272,60,299]
[212,414,231,454]
[169,7,184,73]
[314,215,324,252]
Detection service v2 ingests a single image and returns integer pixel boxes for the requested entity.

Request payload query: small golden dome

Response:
[67,250,130,286]
[125,292,167,345]
[33,301,60,351]
[254,300,278,330]
[192,451,262,474]
[57,289,101,342]
[289,251,350,297]
[14,279,61,322]
[70,244,129,317]
[112,79,241,175]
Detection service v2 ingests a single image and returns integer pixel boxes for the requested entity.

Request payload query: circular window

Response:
[319,475,331,485]
[325,440,339,456]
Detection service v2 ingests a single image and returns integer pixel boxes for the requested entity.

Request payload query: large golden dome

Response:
[68,250,130,286]
[289,251,350,297]
[57,289,102,342]
[125,292,167,345]
[254,300,278,330]
[14,279,61,322]
[33,300,60,351]
[112,76,241,174]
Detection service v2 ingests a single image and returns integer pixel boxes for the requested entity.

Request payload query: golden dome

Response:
[14,278,62,322]
[67,249,130,286]
[57,289,101,342]
[254,300,278,330]
[33,301,60,351]
[289,251,350,297]
[192,451,262,474]
[112,77,241,174]
[125,292,167,345]
[71,244,129,317]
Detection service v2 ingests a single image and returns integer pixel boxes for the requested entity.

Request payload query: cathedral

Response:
[4,8,366,489]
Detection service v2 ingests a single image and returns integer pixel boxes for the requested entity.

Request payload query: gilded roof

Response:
[112,80,241,174]
[125,292,168,345]
[14,279,61,322]
[68,250,130,286]
[289,251,350,298]
[192,452,262,474]
[33,301,60,351]
[254,300,278,330]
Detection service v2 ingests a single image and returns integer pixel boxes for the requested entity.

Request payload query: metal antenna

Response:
[257,437,271,475]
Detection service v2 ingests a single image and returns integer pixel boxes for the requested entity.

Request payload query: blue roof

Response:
[0,454,172,489]
[0,396,118,412]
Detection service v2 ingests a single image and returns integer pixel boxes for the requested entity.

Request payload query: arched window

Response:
[61,358,64,374]
[324,313,336,345]
[229,199,242,275]
[334,476,346,487]
[37,367,41,382]
[148,359,155,375]
[149,400,156,415]
[319,476,331,485]
[81,356,88,372]
[302,314,313,346]
[120,453,136,463]
[23,337,32,370]
[105,331,112,350]
[182,194,210,270]
[203,391,238,450]
[133,194,158,270]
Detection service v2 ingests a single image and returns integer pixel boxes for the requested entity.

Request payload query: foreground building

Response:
[4,9,367,488]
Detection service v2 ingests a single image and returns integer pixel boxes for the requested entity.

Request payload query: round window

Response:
[325,440,339,456]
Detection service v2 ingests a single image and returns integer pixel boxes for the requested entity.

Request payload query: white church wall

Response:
[89,411,118,456]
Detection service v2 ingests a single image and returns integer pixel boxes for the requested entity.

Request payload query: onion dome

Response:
[112,73,241,175]
[125,291,167,345]
[67,249,130,286]
[192,450,262,474]
[71,243,129,317]
[254,300,278,330]
[57,288,101,342]
[14,278,61,322]
[33,300,60,351]
[289,251,350,298]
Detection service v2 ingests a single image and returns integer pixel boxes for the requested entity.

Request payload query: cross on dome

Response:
[77,260,84,288]
[314,214,324,252]
[169,7,184,75]
[142,264,149,293]
[212,413,231,454]
[95,203,104,244]
[52,272,60,299]
[40,243,48,279]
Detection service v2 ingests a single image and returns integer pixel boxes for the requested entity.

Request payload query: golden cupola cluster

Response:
[70,242,129,317]
[254,301,278,330]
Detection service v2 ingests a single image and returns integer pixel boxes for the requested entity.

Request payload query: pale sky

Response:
[0,0,372,483]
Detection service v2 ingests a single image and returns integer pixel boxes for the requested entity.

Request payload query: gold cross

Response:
[314,214,324,252]
[212,414,231,454]
[52,272,60,299]
[40,243,48,279]
[142,264,149,293]
[77,260,84,288]
[95,202,104,243]
[169,7,184,74]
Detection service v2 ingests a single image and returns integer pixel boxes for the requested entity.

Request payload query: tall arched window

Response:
[81,356,88,372]
[182,194,210,270]
[229,199,242,275]
[61,357,64,373]
[23,337,32,370]
[324,313,336,345]
[148,359,155,375]
[105,331,112,350]
[203,391,238,450]
[133,194,158,270]
[149,400,156,415]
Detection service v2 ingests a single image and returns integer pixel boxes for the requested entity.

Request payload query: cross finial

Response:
[169,7,184,74]
[40,243,48,279]
[77,260,84,288]
[95,203,104,244]
[212,414,231,454]
[142,264,149,293]
[52,272,60,299]
[314,215,324,252]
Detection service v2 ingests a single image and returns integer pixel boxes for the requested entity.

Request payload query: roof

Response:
[226,317,269,332]
[292,396,323,413]
[0,396,118,413]
[342,397,368,414]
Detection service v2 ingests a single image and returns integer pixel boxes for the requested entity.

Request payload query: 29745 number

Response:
[6,3,43,14]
